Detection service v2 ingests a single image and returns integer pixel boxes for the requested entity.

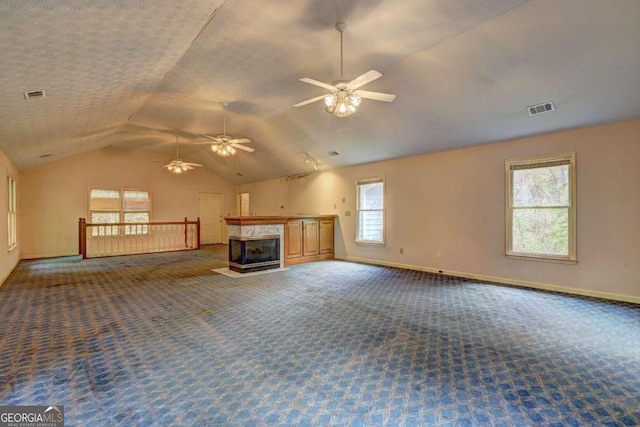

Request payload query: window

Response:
[7,176,16,250]
[89,189,151,236]
[356,176,385,244]
[122,190,151,235]
[506,153,576,263]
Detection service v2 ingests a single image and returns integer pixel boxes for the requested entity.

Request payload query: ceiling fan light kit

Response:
[212,142,236,157]
[194,102,255,157]
[164,135,202,174]
[166,163,188,174]
[295,21,396,118]
[325,90,361,117]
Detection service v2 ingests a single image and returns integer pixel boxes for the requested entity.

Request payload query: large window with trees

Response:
[506,153,576,263]
[89,189,151,236]
[356,176,385,244]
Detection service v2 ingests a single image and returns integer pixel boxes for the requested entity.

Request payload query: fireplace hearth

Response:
[228,235,280,273]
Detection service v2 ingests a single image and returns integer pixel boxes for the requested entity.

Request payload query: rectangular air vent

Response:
[24,90,46,100]
[527,101,555,116]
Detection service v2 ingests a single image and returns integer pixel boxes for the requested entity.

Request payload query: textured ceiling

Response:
[1,0,639,184]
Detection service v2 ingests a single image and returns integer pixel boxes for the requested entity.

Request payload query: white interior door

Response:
[199,193,223,244]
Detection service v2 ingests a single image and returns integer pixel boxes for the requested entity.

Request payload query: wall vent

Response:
[24,90,46,100]
[527,101,555,116]
[327,151,340,156]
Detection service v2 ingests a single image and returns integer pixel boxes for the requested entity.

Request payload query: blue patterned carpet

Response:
[1,245,639,426]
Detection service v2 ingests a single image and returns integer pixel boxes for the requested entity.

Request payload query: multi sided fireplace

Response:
[228,235,280,273]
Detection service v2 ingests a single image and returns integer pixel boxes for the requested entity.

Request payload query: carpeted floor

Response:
[0,245,639,426]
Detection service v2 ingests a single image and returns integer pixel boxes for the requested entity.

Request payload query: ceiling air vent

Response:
[527,101,555,116]
[24,90,46,100]
[327,151,339,156]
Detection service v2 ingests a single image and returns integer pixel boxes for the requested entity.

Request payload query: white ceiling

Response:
[1,0,639,184]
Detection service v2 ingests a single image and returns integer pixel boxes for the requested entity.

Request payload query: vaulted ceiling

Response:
[1,0,639,184]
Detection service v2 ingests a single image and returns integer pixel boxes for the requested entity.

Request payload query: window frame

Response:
[89,188,152,236]
[7,176,17,250]
[505,152,577,264]
[356,175,385,245]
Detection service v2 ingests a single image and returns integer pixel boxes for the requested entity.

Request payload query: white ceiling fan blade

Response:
[231,143,254,152]
[186,141,217,146]
[299,77,337,91]
[201,134,222,142]
[228,138,251,144]
[294,94,328,108]
[183,162,202,167]
[190,135,223,144]
[355,90,396,102]
[348,70,383,90]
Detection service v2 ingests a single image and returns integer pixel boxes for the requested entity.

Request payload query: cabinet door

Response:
[303,220,319,256]
[319,219,334,254]
[285,220,303,259]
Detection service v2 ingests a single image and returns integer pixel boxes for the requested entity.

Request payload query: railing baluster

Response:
[79,219,202,259]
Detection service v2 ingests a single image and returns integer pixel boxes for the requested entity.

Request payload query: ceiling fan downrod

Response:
[336,22,347,80]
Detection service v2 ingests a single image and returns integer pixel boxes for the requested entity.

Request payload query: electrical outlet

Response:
[333,204,337,209]
[342,197,346,203]
[399,248,404,255]
[436,250,441,258]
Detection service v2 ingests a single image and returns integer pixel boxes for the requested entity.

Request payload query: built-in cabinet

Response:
[285,216,335,266]
[319,218,334,254]
[285,220,303,259]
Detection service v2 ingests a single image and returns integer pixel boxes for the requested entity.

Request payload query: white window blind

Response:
[7,176,16,250]
[356,176,385,244]
[89,189,151,236]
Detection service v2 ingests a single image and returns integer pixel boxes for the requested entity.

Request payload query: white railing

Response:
[79,218,200,259]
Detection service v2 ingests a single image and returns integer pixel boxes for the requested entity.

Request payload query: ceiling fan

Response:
[196,102,254,157]
[164,135,202,174]
[294,21,396,117]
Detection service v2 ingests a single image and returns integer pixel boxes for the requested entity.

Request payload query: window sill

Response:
[356,240,386,247]
[506,254,577,265]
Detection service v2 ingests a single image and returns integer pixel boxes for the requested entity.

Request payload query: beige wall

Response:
[237,120,640,303]
[0,148,20,285]
[19,146,235,259]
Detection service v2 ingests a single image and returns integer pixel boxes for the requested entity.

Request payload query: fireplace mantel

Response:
[224,215,336,225]
[224,216,289,226]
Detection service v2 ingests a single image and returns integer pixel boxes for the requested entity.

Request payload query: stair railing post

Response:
[197,217,201,249]
[79,218,87,259]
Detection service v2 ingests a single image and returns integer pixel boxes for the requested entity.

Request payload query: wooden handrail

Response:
[83,220,200,227]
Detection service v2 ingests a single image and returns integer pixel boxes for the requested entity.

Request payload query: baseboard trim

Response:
[20,252,79,260]
[335,256,640,305]
[0,266,14,288]
[0,257,21,289]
